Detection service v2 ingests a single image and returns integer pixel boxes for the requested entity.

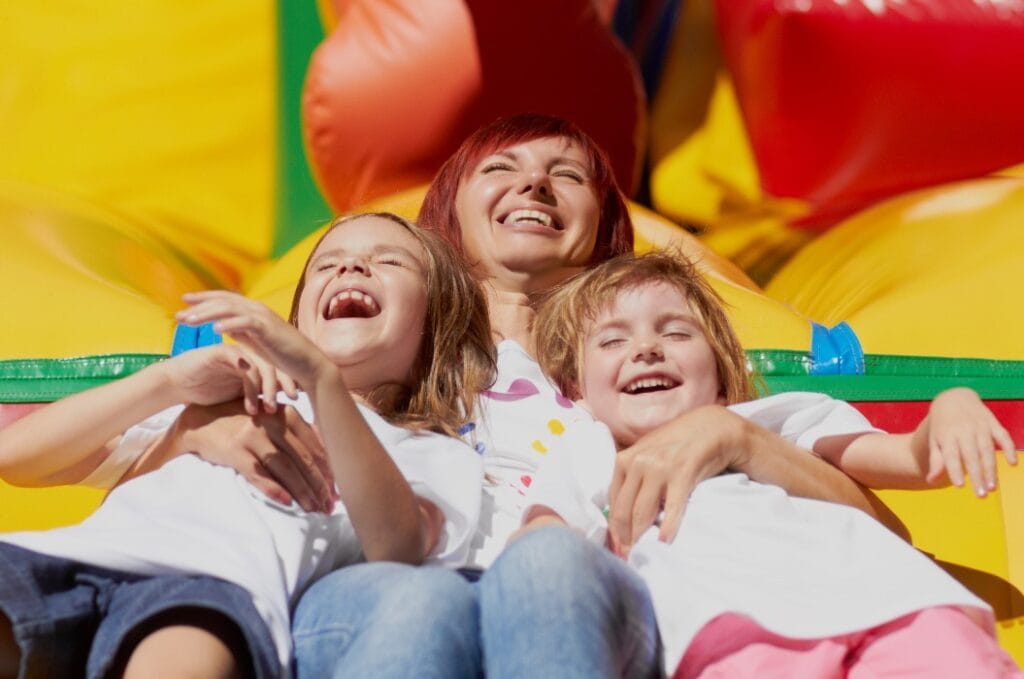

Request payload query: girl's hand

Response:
[177,291,327,390]
[608,405,748,556]
[921,387,1018,496]
[164,344,297,416]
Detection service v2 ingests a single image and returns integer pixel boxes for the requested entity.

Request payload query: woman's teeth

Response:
[506,209,553,227]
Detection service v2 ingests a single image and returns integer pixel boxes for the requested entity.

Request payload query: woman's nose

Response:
[516,171,554,201]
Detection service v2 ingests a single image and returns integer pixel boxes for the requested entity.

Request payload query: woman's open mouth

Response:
[324,289,380,319]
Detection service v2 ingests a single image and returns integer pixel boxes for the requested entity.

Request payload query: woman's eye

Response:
[554,170,585,183]
[664,331,692,340]
[315,263,336,272]
[599,338,626,349]
[482,162,513,173]
[378,257,405,267]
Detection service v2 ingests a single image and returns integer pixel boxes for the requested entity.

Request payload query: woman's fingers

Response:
[629,478,662,550]
[658,479,692,544]
[279,407,335,511]
[608,458,642,551]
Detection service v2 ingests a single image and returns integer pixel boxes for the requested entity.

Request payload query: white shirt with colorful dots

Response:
[459,340,595,569]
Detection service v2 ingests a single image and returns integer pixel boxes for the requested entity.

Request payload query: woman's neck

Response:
[485,285,536,354]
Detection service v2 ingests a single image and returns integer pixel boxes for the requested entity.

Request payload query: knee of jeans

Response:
[500,525,594,571]
[294,565,476,636]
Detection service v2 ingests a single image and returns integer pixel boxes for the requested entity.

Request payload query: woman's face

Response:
[454,136,601,289]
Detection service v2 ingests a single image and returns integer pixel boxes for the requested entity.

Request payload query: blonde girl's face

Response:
[579,281,724,448]
[454,136,601,290]
[295,216,428,391]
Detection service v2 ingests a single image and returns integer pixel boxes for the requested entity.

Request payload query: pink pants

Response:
[674,607,1022,679]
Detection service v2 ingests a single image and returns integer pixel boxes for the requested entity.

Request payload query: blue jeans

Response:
[292,526,661,678]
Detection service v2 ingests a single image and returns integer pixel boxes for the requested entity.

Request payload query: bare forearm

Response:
[822,431,936,490]
[0,362,177,486]
[310,370,428,563]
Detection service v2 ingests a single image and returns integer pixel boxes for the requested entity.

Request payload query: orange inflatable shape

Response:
[303,0,644,213]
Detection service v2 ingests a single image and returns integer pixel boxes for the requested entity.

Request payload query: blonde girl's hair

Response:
[289,212,496,436]
[533,250,757,405]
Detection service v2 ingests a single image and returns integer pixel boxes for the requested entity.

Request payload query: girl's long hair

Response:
[289,212,496,435]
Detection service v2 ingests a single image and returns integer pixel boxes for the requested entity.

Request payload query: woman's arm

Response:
[607,405,910,553]
[120,399,335,512]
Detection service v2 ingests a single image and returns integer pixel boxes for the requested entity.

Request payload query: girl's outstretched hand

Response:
[177,291,326,397]
[921,387,1018,496]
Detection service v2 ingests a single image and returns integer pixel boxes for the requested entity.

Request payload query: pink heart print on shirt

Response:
[482,379,540,402]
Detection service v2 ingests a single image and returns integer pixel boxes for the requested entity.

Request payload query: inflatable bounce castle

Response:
[1,0,1022,667]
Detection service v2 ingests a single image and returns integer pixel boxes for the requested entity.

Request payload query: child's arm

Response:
[816,387,1018,497]
[180,291,437,564]
[0,344,282,487]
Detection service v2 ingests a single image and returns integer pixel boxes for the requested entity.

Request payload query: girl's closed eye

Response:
[598,337,626,349]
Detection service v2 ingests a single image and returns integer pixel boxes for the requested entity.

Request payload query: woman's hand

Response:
[607,405,748,556]
[919,387,1017,495]
[134,399,336,512]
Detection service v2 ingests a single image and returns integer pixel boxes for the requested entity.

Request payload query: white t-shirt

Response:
[522,392,992,673]
[2,394,482,675]
[459,340,596,569]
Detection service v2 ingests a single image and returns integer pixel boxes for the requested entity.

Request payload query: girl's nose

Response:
[632,339,664,362]
[337,256,370,276]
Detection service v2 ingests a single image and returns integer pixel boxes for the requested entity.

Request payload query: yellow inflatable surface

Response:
[1,0,1022,667]
[766,178,1024,360]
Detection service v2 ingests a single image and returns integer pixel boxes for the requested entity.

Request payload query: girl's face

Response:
[579,281,724,447]
[454,136,601,289]
[295,216,428,390]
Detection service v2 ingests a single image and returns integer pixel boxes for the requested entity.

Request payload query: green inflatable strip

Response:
[0,355,164,402]
[273,0,332,257]
[3,351,1023,404]
[762,375,1024,401]
[749,350,1024,379]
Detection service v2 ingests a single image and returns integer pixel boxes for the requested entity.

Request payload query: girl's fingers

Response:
[937,439,965,488]
[993,423,1017,467]
[976,431,997,492]
[957,435,986,497]
[238,359,262,416]
[925,444,946,484]
[278,371,299,400]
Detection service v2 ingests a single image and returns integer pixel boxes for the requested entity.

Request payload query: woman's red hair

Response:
[417,113,633,265]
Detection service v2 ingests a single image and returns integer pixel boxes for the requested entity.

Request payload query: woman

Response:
[142,114,900,677]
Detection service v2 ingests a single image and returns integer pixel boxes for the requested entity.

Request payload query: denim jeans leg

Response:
[291,562,480,679]
[478,525,662,679]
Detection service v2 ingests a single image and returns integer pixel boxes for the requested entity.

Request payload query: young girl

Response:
[0,212,495,678]
[526,250,1021,678]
